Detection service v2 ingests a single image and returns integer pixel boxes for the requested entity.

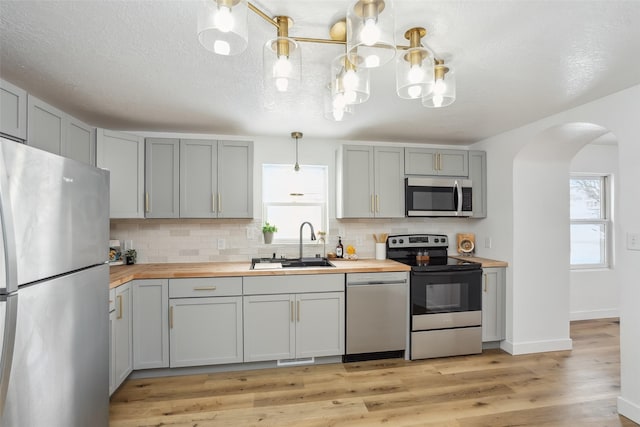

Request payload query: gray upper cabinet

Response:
[27,95,66,155]
[405,147,469,177]
[469,150,487,218]
[145,138,180,218]
[180,139,253,218]
[66,117,95,166]
[0,78,27,140]
[97,129,145,218]
[337,145,404,218]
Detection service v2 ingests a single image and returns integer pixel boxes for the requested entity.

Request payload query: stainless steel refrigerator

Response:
[0,138,110,426]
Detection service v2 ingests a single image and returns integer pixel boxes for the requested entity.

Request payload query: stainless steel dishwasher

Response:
[344,272,409,362]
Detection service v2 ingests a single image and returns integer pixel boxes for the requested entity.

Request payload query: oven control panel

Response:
[387,234,448,249]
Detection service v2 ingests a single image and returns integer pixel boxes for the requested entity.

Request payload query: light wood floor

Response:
[110,318,638,426]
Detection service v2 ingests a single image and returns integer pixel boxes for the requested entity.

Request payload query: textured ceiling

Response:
[1,1,640,145]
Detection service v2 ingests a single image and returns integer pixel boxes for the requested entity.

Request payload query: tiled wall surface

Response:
[110,218,473,264]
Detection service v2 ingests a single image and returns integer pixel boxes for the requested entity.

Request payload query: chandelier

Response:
[197,0,456,121]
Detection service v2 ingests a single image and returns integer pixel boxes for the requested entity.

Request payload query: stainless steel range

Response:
[387,234,483,360]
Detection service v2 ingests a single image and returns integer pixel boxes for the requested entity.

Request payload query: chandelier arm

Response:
[247,2,279,28]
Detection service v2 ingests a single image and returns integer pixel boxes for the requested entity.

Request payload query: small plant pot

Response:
[263,232,274,244]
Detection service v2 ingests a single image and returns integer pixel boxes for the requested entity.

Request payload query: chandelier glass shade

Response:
[346,0,396,69]
[263,16,301,94]
[331,53,370,105]
[197,0,249,56]
[422,59,456,108]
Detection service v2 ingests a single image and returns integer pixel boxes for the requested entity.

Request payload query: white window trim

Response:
[570,173,613,270]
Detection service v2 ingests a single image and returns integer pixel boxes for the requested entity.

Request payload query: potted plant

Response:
[262,222,277,244]
[124,249,137,265]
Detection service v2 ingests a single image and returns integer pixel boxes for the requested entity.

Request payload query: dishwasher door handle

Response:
[347,281,407,286]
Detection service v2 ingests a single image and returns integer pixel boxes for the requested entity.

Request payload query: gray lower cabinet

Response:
[482,267,506,342]
[0,78,27,140]
[97,129,145,218]
[405,147,469,177]
[243,274,345,362]
[469,150,487,218]
[337,145,404,218]
[145,138,180,218]
[168,278,243,367]
[132,279,169,369]
[180,139,253,218]
[112,282,133,393]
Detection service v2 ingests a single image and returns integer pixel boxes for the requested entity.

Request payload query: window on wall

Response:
[262,164,328,243]
[570,175,611,268]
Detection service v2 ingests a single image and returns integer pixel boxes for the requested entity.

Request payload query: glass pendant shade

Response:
[422,61,456,108]
[197,0,248,56]
[264,37,301,94]
[396,47,434,99]
[324,84,354,122]
[331,54,370,105]
[346,0,396,69]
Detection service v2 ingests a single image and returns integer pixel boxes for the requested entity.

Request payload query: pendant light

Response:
[292,131,302,172]
[346,0,396,69]
[331,52,370,105]
[422,59,456,108]
[197,0,249,56]
[396,27,434,99]
[264,16,301,94]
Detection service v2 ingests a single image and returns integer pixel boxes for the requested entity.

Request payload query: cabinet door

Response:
[180,139,217,218]
[113,283,133,388]
[133,279,169,369]
[469,150,487,218]
[27,95,66,155]
[482,268,506,342]
[169,296,243,367]
[339,145,375,218]
[217,141,253,218]
[295,292,345,358]
[374,146,405,218]
[243,294,295,362]
[438,149,469,177]
[96,129,144,218]
[0,78,27,140]
[65,117,95,165]
[145,138,179,218]
[405,147,438,175]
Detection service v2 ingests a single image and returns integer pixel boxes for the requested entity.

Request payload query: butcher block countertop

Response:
[109,259,411,289]
[450,256,509,268]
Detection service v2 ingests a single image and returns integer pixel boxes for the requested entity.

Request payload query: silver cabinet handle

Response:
[169,305,174,329]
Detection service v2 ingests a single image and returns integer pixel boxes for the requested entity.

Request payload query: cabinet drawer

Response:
[109,288,116,313]
[169,277,242,298]
[243,274,344,295]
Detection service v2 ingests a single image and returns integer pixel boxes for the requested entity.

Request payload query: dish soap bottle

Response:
[336,236,344,258]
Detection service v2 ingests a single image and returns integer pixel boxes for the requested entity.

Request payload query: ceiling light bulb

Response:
[333,108,345,121]
[360,18,381,46]
[364,55,380,68]
[273,55,292,92]
[275,78,289,92]
[434,78,447,95]
[332,93,346,110]
[213,40,231,55]
[407,85,423,99]
[214,5,234,33]
[432,94,444,108]
[342,69,359,91]
[408,64,425,84]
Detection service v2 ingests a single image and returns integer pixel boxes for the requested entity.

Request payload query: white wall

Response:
[569,142,619,320]
[470,84,640,423]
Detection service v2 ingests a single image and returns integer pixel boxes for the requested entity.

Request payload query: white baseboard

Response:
[618,396,640,424]
[570,308,619,321]
[500,338,572,355]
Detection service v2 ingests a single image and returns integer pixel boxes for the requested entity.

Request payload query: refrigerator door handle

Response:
[0,294,18,418]
[0,143,19,295]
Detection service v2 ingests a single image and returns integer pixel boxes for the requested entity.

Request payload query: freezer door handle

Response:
[0,295,18,418]
[0,144,19,295]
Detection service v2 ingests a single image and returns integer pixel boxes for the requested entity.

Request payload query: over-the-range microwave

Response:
[405,177,473,217]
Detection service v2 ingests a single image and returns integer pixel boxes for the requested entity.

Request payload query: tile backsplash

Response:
[110,218,475,264]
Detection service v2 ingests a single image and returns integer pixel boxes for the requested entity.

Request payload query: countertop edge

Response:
[450,256,509,268]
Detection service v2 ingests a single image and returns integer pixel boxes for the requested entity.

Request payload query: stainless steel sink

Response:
[251,257,335,269]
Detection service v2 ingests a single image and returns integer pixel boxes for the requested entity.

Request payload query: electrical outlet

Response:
[217,238,226,250]
[627,233,640,251]
[485,237,492,249]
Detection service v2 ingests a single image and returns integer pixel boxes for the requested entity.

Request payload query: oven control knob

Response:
[399,239,404,244]
[434,238,439,243]
[391,239,397,244]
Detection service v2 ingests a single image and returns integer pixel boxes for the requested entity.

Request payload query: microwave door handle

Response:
[453,180,462,214]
